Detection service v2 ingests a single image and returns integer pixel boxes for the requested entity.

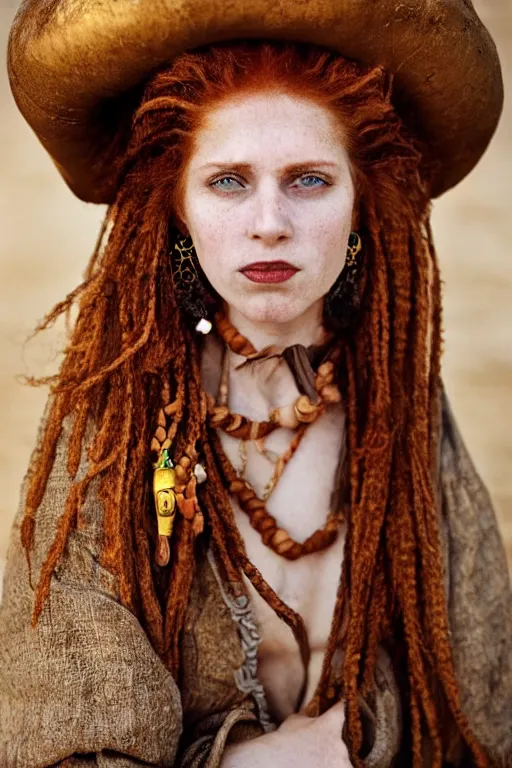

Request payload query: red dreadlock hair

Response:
[21,40,488,767]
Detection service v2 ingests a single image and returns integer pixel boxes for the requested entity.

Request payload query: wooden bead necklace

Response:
[212,312,345,560]
[209,310,343,438]
[219,455,344,560]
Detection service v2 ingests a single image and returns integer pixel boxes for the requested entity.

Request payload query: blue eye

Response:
[297,175,326,188]
[211,176,242,190]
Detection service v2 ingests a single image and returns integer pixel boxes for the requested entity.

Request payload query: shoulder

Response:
[439,388,512,762]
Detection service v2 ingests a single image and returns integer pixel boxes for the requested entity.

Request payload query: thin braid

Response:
[99,369,136,610]
[425,218,444,476]
[309,351,359,713]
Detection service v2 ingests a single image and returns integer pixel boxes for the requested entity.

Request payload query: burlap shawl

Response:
[0,387,511,767]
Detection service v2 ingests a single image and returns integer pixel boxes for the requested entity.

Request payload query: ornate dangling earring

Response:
[323,231,364,332]
[345,231,362,267]
[170,226,218,334]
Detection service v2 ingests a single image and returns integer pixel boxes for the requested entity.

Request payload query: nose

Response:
[247,181,293,245]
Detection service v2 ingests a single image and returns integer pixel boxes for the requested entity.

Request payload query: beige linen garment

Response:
[0,557,4,601]
[0,386,511,767]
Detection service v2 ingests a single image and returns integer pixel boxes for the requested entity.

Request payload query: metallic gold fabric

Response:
[7,0,503,203]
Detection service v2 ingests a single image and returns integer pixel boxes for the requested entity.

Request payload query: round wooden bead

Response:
[210,406,229,424]
[239,487,255,504]
[247,498,266,511]
[250,421,266,439]
[155,426,166,443]
[192,512,204,537]
[318,361,334,378]
[321,385,342,403]
[294,395,319,423]
[175,466,187,482]
[271,528,290,546]
[270,403,300,429]
[287,544,302,560]
[276,539,296,555]
[225,414,243,432]
[250,508,267,526]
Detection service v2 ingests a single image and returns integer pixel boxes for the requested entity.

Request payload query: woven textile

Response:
[0,388,511,766]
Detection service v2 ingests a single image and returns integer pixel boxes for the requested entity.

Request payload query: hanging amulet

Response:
[153,466,177,538]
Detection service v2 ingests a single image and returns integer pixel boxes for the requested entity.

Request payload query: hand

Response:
[221,701,353,768]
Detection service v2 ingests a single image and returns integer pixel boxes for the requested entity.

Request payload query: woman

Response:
[1,1,511,766]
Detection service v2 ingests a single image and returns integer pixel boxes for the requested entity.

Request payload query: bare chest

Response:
[218,405,346,722]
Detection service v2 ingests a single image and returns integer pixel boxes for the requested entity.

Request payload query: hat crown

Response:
[7,0,503,201]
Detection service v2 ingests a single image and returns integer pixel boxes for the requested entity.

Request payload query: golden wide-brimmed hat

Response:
[8,0,503,203]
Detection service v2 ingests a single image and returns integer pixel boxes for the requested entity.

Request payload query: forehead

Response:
[188,92,348,168]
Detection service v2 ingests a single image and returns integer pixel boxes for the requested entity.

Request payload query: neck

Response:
[226,299,326,351]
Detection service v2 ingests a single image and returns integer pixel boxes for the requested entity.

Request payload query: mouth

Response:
[240,261,300,284]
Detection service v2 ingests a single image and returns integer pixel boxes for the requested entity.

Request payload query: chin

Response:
[232,294,309,326]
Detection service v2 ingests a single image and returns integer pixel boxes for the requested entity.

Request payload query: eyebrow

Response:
[199,161,339,172]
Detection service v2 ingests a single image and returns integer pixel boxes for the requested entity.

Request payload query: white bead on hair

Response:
[195,318,212,335]
[194,463,208,484]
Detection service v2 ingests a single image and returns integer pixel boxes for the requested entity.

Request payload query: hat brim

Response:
[8,0,503,202]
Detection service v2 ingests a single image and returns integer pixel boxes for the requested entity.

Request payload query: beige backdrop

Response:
[0,1,510,569]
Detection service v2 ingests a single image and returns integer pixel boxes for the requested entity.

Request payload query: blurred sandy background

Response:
[0,0,510,575]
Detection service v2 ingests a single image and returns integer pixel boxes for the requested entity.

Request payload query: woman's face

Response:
[180,92,355,326]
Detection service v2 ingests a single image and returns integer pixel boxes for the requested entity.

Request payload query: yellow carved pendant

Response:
[153,465,177,538]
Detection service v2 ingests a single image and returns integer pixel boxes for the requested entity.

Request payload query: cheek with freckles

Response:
[195,235,350,325]
[189,208,353,325]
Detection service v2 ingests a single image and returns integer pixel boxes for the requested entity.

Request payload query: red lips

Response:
[240,261,299,284]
